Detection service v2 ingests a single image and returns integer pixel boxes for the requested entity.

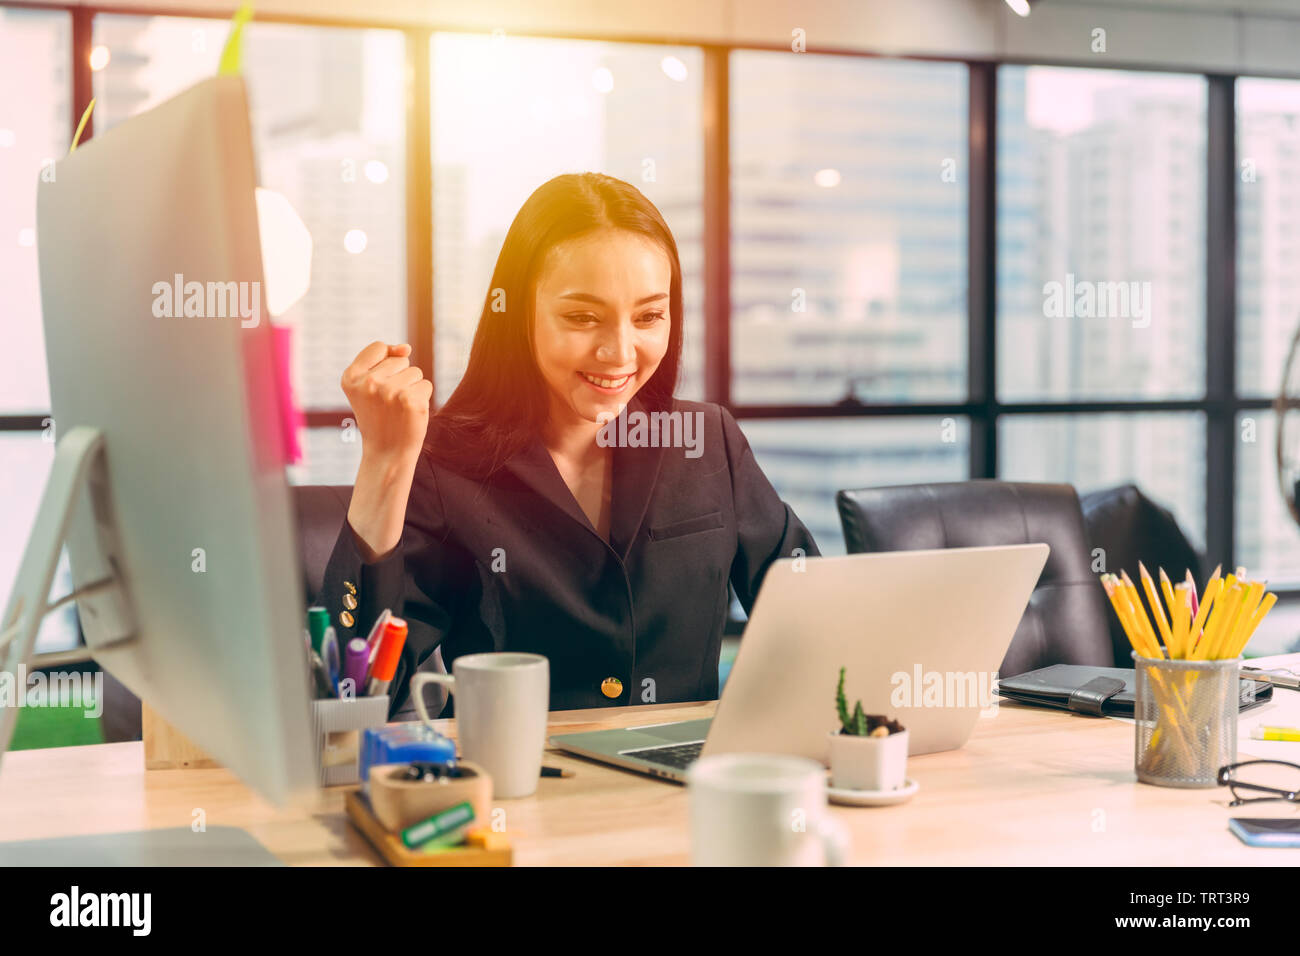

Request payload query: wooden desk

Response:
[0,700,1290,865]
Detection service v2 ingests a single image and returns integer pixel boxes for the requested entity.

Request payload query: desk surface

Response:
[0,699,1292,866]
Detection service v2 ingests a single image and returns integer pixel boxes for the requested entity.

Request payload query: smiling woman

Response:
[321,172,818,717]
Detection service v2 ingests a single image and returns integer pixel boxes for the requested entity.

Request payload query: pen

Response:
[322,625,340,695]
[366,616,407,697]
[1251,726,1300,742]
[309,650,334,699]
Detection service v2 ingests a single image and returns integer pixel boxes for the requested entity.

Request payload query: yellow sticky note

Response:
[70,98,95,154]
[218,1,254,76]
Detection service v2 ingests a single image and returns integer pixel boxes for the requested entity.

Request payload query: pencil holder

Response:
[312,695,390,787]
[1133,652,1239,788]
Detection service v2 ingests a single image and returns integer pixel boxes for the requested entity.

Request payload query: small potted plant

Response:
[828,666,908,792]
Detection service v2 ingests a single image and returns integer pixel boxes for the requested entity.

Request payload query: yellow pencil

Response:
[1103,575,1156,657]
[1199,585,1243,660]
[1187,573,1222,655]
[1222,582,1265,659]
[1140,563,1174,652]
[1171,583,1190,659]
[1122,570,1164,658]
[1230,592,1278,658]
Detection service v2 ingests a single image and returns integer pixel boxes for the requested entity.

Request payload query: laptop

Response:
[549,544,1050,782]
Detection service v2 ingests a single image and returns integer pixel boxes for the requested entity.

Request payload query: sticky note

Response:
[271,324,303,464]
[218,1,254,76]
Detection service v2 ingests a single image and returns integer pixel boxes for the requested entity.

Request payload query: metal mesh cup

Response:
[1133,651,1240,788]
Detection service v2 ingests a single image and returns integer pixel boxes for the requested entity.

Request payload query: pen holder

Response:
[1133,653,1239,788]
[312,695,390,786]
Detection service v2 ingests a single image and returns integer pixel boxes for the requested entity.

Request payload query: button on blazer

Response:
[318,397,820,716]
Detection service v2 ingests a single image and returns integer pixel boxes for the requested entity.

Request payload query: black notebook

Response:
[996,664,1273,718]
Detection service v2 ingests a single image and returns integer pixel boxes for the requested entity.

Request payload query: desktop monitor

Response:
[5,75,316,805]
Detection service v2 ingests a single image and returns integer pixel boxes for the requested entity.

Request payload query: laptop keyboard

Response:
[621,740,705,770]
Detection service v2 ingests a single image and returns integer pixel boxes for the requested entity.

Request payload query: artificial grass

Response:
[8,701,104,751]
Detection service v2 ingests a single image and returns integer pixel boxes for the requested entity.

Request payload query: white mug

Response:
[410,652,549,799]
[687,753,849,866]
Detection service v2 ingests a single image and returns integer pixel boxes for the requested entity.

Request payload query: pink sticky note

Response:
[271,324,304,464]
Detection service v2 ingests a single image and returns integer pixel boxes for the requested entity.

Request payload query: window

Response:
[730,53,968,405]
[998,67,1207,401]
[1237,412,1300,587]
[431,34,704,404]
[0,8,70,414]
[1237,78,1300,398]
[741,418,969,555]
[92,15,406,482]
[999,413,1206,551]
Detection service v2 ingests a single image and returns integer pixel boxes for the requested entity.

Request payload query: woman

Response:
[319,172,819,718]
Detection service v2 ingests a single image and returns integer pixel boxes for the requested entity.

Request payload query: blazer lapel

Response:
[608,394,668,561]
[500,432,597,540]
[500,394,669,559]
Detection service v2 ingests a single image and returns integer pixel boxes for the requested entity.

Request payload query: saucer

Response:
[827,778,919,807]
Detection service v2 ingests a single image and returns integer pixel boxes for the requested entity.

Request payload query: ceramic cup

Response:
[687,752,849,866]
[410,652,549,799]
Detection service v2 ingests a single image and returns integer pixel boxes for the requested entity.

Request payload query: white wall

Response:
[14,0,1300,77]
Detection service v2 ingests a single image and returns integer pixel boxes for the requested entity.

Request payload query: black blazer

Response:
[317,397,820,716]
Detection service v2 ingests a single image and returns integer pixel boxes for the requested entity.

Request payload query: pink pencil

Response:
[1185,569,1199,617]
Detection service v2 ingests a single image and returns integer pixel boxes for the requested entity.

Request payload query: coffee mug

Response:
[410,652,549,799]
[687,753,849,866]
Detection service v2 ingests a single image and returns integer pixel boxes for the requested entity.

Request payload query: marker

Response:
[366,616,407,698]
[401,800,475,849]
[1251,726,1300,742]
[364,608,392,681]
[321,625,340,694]
[342,638,369,697]
[307,606,331,656]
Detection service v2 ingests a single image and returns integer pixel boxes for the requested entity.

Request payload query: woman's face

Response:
[532,229,672,428]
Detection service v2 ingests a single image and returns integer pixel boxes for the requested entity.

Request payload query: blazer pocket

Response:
[648,510,725,541]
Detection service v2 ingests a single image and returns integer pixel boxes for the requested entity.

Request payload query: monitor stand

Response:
[0,426,138,764]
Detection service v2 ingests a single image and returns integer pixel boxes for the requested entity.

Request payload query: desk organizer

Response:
[345,791,512,867]
[1134,654,1239,788]
[311,695,390,786]
[367,760,493,832]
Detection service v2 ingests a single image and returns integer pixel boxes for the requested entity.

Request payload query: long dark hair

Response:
[426,172,683,479]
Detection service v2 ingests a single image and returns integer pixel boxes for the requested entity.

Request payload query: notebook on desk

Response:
[996,664,1272,717]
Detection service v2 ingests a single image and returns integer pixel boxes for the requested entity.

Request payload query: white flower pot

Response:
[828,728,909,792]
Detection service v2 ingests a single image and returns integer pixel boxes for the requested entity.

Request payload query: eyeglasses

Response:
[1217,760,1300,807]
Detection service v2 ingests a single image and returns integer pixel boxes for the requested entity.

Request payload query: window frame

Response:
[0,4,1286,593]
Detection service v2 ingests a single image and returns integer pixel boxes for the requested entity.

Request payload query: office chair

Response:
[836,480,1115,678]
[1079,483,1205,668]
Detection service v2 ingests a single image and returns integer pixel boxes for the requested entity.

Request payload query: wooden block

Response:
[345,790,512,867]
[367,760,492,832]
[141,701,220,770]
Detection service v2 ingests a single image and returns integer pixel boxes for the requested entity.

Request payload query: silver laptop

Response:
[549,544,1050,782]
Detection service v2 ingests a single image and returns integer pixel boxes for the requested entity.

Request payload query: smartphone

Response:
[1228,817,1300,847]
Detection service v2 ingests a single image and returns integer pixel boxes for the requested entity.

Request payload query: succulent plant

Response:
[835,666,904,736]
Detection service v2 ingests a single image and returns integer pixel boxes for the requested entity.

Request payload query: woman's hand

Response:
[341,342,434,562]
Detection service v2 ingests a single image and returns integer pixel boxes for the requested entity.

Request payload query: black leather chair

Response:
[1079,483,1205,669]
[835,480,1115,679]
